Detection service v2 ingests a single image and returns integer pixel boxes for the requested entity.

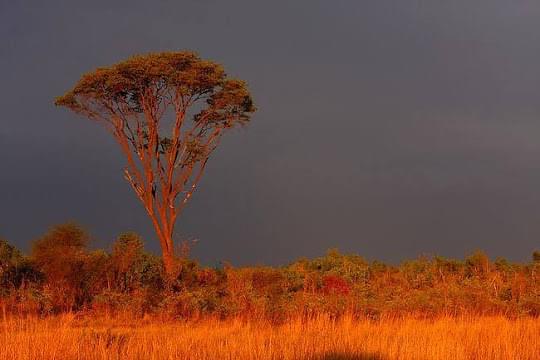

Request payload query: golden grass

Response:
[1,315,539,360]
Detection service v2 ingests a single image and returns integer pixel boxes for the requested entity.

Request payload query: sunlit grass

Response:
[1,315,539,359]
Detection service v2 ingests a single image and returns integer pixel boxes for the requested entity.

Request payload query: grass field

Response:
[1,315,539,360]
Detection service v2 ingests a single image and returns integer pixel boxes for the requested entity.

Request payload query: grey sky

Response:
[1,0,540,265]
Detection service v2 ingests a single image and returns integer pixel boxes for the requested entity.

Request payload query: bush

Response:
[1,225,539,320]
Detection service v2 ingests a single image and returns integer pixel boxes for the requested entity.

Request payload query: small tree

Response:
[55,52,256,276]
[32,223,90,310]
[110,232,145,291]
[0,238,23,293]
[465,250,490,277]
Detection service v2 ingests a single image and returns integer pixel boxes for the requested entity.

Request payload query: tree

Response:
[55,52,256,276]
[32,223,90,310]
[0,238,23,292]
[465,250,490,277]
[0,238,22,270]
[110,232,146,291]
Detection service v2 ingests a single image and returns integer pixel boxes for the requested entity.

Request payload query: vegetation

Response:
[1,315,539,359]
[1,224,539,320]
[2,225,539,359]
[55,52,256,276]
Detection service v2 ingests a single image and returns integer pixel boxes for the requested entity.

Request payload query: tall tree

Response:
[55,52,256,276]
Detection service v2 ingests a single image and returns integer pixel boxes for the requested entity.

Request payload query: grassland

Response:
[1,315,539,360]
[3,232,540,359]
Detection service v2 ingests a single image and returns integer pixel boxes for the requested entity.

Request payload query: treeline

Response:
[1,223,539,320]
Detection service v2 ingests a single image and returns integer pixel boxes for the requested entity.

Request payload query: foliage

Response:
[2,225,540,319]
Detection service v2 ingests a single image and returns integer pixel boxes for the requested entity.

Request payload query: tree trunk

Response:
[161,245,176,278]
[147,211,176,278]
[158,229,176,279]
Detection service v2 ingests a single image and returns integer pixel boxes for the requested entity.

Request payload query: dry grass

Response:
[1,315,539,360]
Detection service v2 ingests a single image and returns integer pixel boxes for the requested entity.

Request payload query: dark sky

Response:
[1,0,540,265]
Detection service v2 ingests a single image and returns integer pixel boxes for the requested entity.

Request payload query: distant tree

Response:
[0,239,41,296]
[31,223,90,310]
[0,238,22,269]
[465,250,490,277]
[55,52,256,276]
[533,251,540,283]
[0,238,23,292]
[110,232,145,291]
[84,249,110,296]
